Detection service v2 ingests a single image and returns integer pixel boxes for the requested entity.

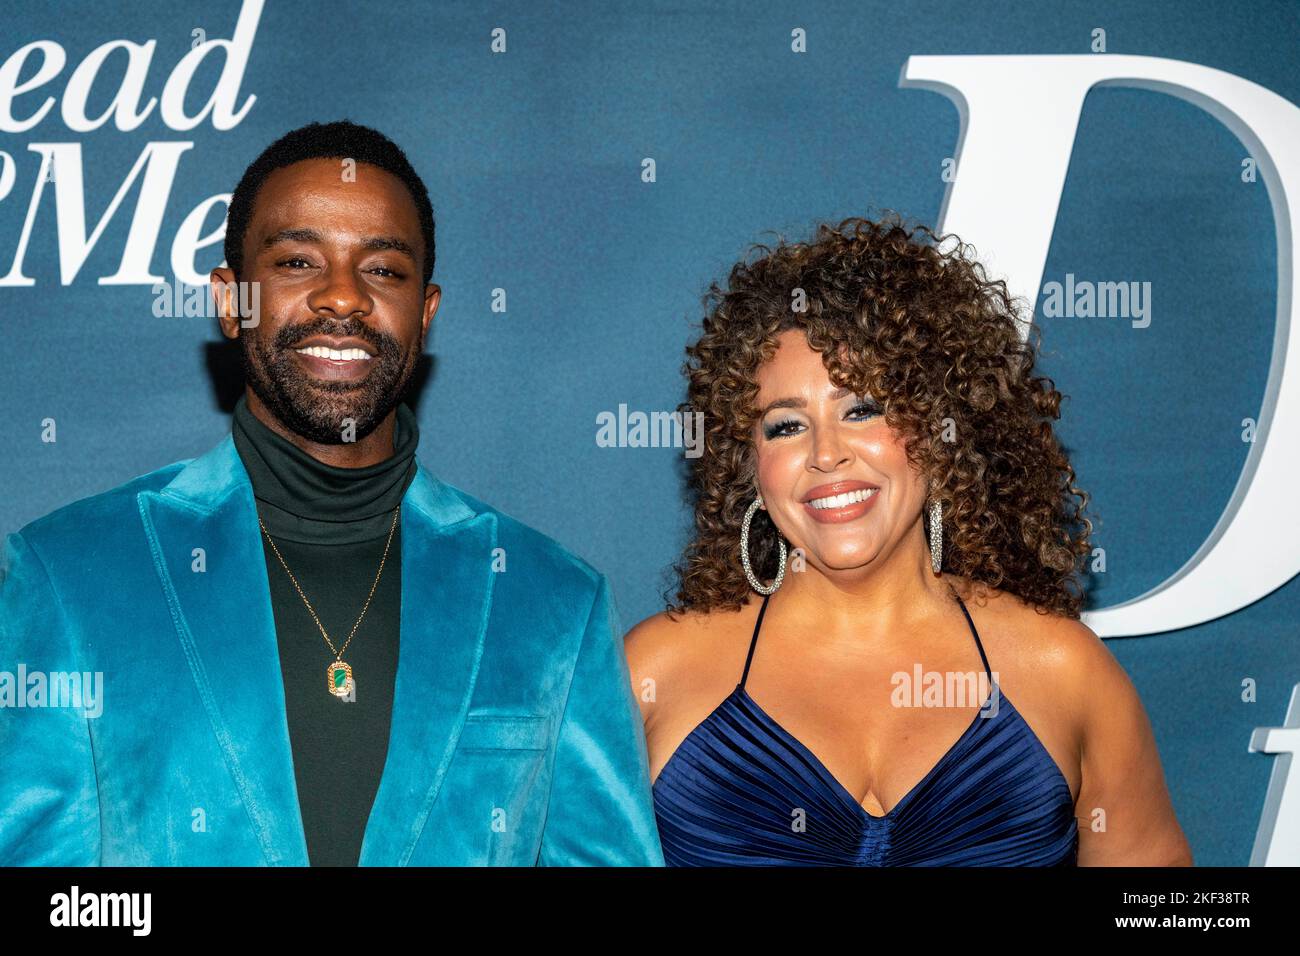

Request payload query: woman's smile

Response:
[801,480,880,523]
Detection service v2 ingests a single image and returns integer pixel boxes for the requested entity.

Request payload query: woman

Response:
[626,215,1192,866]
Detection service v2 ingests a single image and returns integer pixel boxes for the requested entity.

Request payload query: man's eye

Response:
[277,257,311,269]
[369,266,405,278]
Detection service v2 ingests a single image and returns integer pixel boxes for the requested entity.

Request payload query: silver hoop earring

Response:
[741,497,787,595]
[928,498,943,573]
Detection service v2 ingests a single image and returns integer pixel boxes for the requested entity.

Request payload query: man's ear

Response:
[212,267,241,340]
[421,283,441,342]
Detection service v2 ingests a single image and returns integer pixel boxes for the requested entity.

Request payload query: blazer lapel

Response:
[137,436,496,867]
[358,464,497,866]
[136,435,308,865]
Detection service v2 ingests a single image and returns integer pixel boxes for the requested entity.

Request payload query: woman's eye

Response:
[848,402,882,420]
[763,418,803,440]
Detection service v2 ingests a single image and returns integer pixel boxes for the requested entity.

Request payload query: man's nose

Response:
[307,267,373,318]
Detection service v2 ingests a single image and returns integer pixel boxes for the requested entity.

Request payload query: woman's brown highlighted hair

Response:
[669,213,1095,619]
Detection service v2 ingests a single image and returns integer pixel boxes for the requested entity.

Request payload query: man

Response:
[0,121,663,866]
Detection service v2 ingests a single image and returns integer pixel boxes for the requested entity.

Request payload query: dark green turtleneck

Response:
[232,395,419,866]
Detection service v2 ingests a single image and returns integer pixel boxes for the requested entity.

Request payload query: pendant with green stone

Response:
[328,661,353,699]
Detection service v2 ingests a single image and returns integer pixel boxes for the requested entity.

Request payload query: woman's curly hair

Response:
[668,213,1095,619]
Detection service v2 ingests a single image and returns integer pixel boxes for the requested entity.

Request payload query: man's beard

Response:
[240,315,418,445]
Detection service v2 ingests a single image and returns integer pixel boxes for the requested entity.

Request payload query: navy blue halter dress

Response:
[652,588,1079,866]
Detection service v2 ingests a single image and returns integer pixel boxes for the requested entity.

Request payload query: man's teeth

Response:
[808,488,878,510]
[295,346,372,361]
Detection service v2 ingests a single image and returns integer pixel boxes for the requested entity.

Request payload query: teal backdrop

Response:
[1,0,1297,866]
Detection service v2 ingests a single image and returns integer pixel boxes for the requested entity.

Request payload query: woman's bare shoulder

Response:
[954,577,1119,722]
[624,600,759,711]
[952,576,1096,647]
[625,603,751,673]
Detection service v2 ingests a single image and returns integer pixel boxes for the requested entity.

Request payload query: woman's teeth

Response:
[295,346,371,361]
[808,488,877,510]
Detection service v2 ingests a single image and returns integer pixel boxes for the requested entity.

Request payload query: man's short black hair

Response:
[223,120,436,284]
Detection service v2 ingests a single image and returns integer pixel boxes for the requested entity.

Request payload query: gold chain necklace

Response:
[257,505,400,699]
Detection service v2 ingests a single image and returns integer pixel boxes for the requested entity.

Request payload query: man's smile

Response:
[288,335,376,383]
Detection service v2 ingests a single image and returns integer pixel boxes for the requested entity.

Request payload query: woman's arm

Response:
[1061,618,1194,866]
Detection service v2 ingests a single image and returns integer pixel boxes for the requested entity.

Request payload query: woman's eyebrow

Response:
[758,387,855,416]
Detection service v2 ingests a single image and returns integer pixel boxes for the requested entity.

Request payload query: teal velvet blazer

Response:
[0,434,664,866]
